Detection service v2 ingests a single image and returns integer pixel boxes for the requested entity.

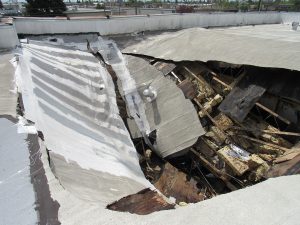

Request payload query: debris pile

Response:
[118,59,300,213]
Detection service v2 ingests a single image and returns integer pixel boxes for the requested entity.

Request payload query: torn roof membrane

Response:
[93,36,204,158]
[16,40,151,203]
[123,25,300,71]
[124,55,205,158]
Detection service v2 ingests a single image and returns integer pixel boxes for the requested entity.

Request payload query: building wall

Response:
[0,24,19,49]
[14,12,282,35]
[280,12,300,23]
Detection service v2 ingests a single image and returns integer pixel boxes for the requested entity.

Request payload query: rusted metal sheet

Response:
[154,163,204,203]
[153,61,176,75]
[107,188,175,215]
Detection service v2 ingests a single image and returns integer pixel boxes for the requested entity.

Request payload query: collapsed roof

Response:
[4,21,300,223]
[16,40,151,203]
[124,55,205,158]
[15,35,206,204]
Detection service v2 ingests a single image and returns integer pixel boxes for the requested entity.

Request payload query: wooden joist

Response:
[230,126,300,137]
[237,134,298,153]
[191,148,238,191]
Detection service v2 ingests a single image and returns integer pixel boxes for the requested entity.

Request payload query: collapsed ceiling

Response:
[8,23,300,220]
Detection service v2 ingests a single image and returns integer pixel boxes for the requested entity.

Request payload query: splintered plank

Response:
[107,188,175,215]
[217,146,249,176]
[266,154,300,178]
[154,163,204,203]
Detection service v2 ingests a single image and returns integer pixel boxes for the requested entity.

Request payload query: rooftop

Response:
[0,12,300,225]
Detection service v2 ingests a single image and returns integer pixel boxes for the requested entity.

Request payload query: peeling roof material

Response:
[16,41,150,203]
[124,55,205,158]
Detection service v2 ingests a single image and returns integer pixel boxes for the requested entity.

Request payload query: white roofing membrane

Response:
[124,24,300,71]
[15,41,151,203]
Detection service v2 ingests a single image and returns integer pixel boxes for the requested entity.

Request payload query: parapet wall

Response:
[14,12,281,35]
[280,12,300,23]
[0,24,19,49]
[2,12,299,49]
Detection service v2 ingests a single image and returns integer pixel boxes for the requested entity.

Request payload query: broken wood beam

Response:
[107,188,175,215]
[217,146,249,176]
[212,76,231,89]
[273,151,300,163]
[255,102,291,125]
[154,163,204,204]
[230,126,300,137]
[182,66,215,97]
[183,66,206,85]
[237,135,298,153]
[194,99,230,144]
[190,148,238,191]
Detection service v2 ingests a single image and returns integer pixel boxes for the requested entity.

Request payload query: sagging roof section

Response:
[124,55,205,158]
[123,24,300,71]
[16,40,151,203]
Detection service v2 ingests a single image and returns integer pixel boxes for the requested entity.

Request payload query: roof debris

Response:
[107,188,175,215]
[10,27,300,217]
[127,54,300,206]
[123,55,205,158]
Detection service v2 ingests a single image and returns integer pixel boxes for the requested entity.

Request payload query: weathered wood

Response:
[274,152,300,163]
[177,79,197,99]
[194,99,228,138]
[237,134,295,153]
[255,102,291,125]
[266,154,300,178]
[183,66,206,85]
[217,146,249,176]
[230,126,300,137]
[107,188,175,215]
[212,76,230,89]
[191,148,237,191]
[182,66,215,97]
[210,73,291,125]
[214,113,234,131]
[154,163,204,204]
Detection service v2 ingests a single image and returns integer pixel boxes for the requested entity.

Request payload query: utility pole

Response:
[257,0,262,11]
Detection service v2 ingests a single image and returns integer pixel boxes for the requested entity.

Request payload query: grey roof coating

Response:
[124,55,205,158]
[0,118,38,225]
[123,24,300,71]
